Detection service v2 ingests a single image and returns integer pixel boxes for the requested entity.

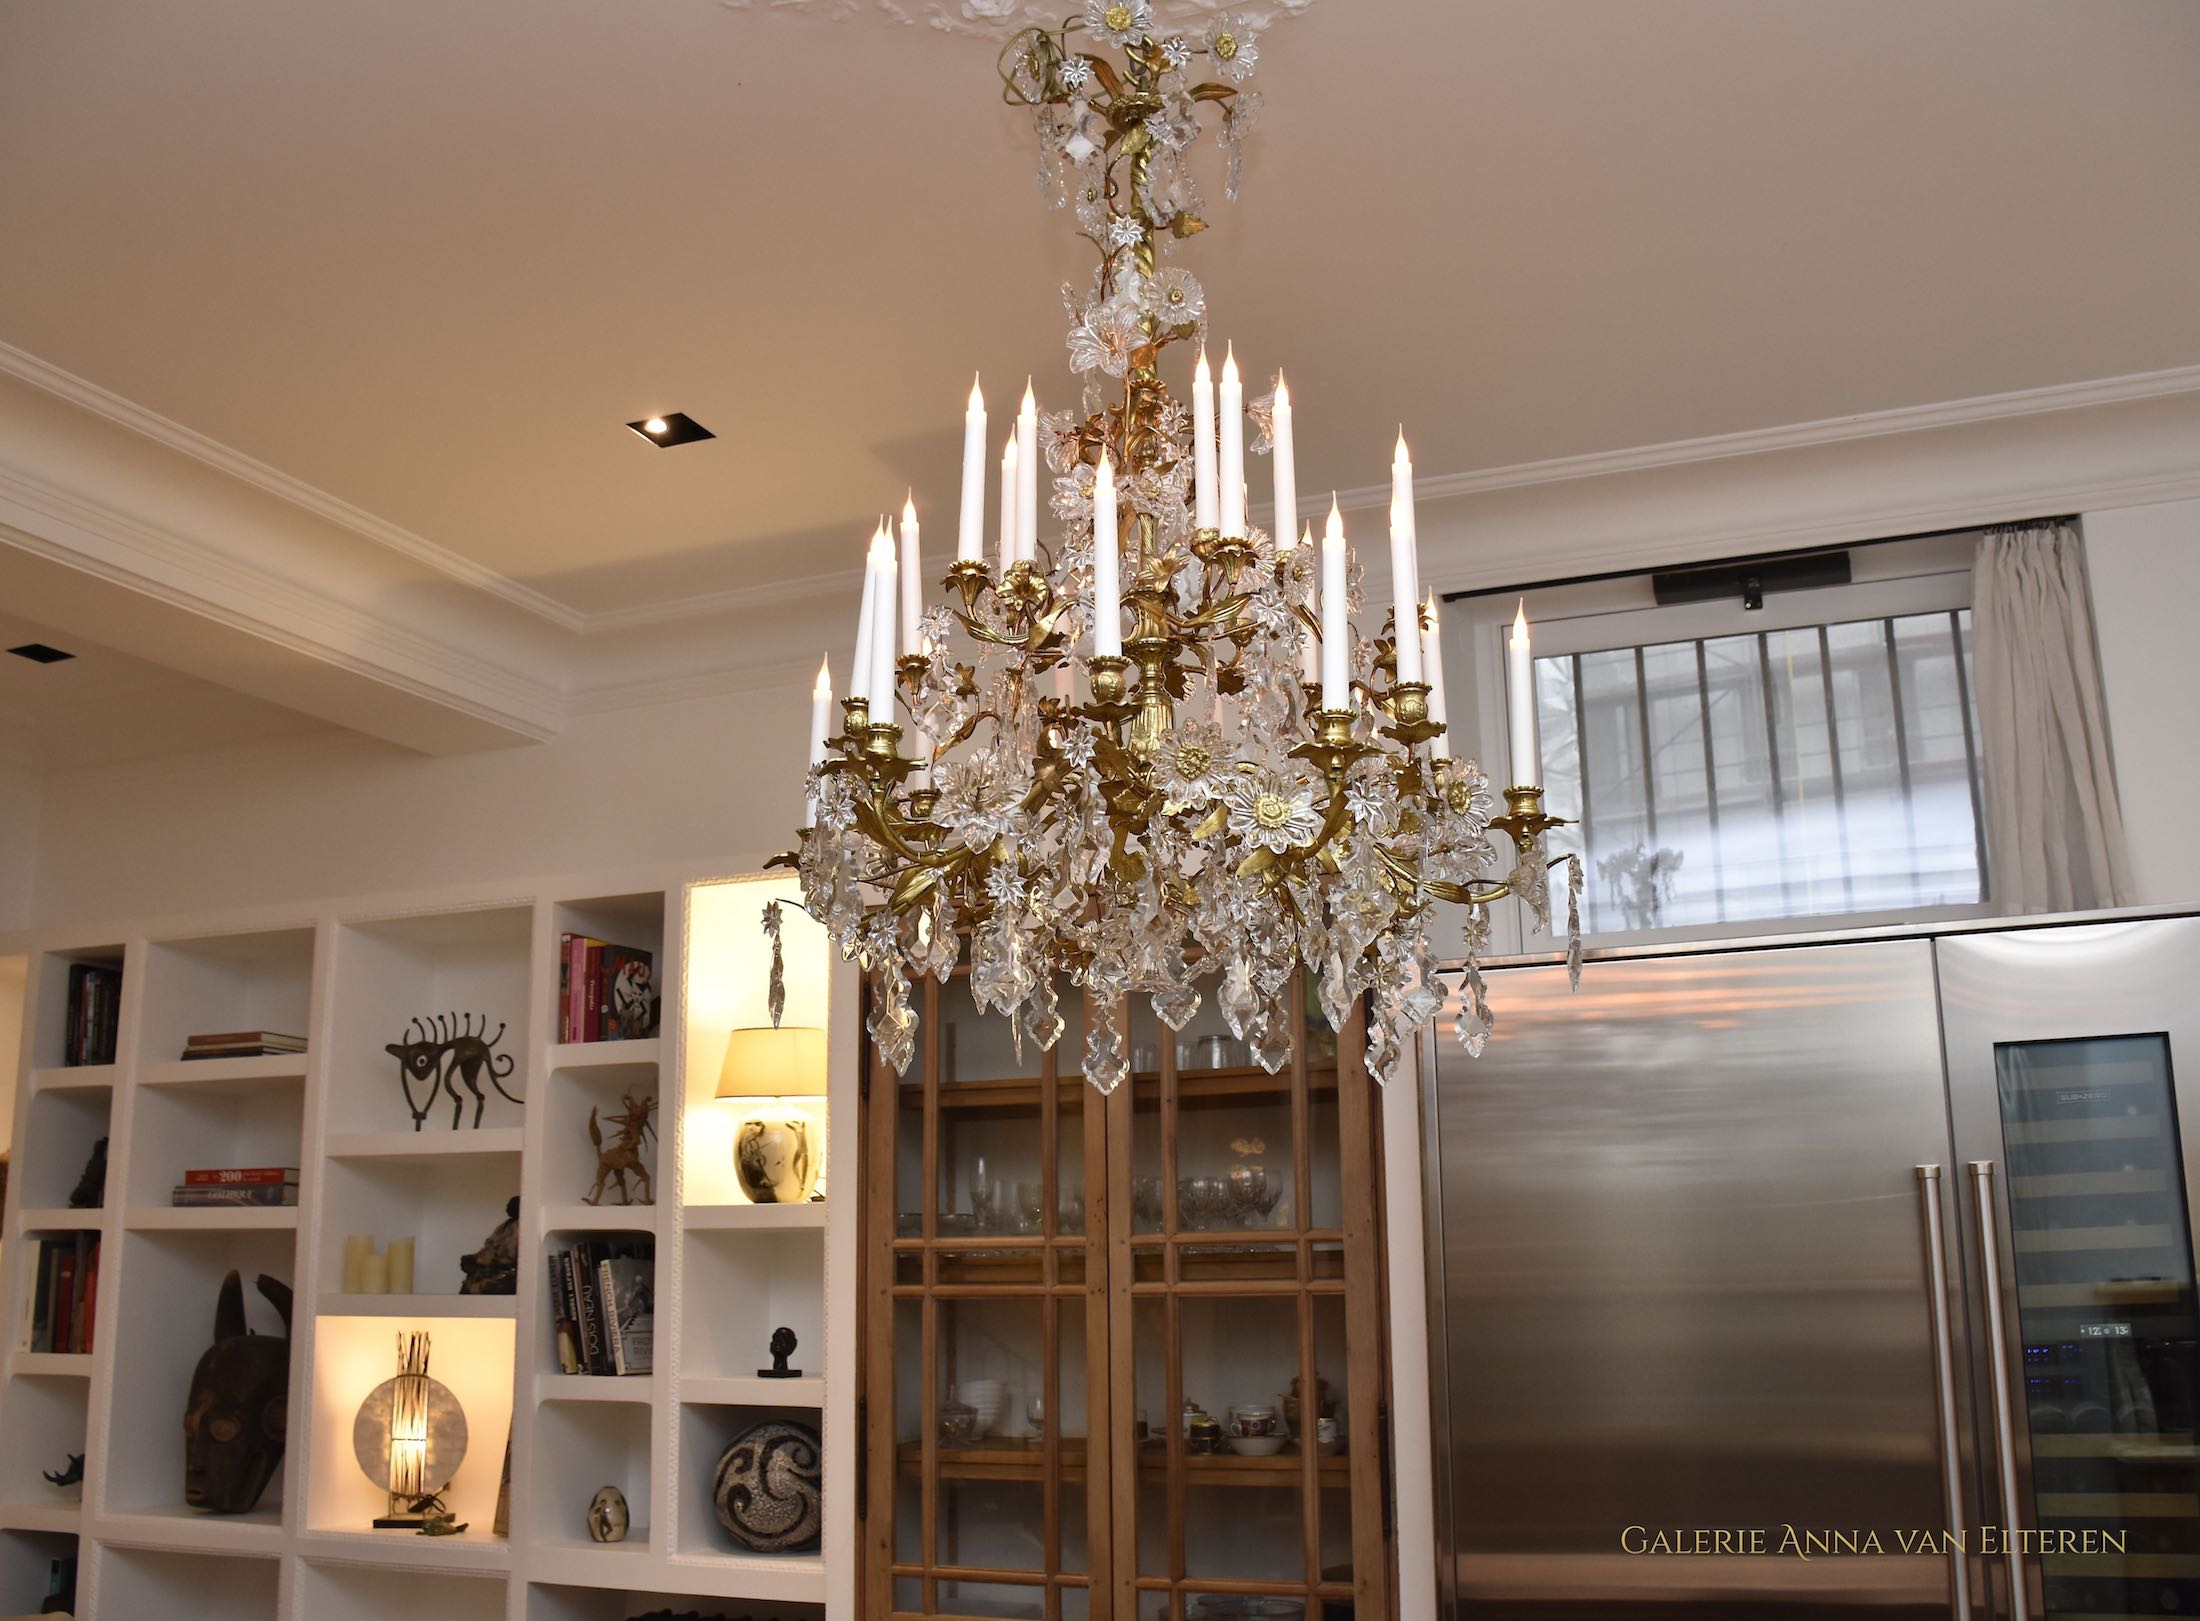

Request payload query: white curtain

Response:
[1972,522,2133,913]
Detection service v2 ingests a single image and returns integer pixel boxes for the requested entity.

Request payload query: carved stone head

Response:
[183,1271,293,1514]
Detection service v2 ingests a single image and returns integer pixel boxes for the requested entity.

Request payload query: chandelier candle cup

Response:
[786,11,1583,1089]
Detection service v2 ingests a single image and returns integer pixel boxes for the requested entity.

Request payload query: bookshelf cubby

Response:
[0,867,857,1618]
[97,1546,278,1620]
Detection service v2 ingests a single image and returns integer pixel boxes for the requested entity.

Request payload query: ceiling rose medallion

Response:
[780,6,1581,1091]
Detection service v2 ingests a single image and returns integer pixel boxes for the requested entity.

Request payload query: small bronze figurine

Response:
[584,1093,657,1206]
[459,1196,520,1295]
[758,1325,802,1380]
[42,1453,83,1489]
[183,1271,292,1514]
[67,1137,106,1209]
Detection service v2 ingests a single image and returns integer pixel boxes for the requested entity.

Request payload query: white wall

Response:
[0,765,37,932]
[2085,496,2200,908]
[23,679,813,926]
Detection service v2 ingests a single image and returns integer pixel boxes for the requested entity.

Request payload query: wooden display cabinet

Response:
[862,964,1395,1620]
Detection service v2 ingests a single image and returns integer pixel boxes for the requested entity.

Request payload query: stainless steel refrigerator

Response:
[1423,917,2200,1620]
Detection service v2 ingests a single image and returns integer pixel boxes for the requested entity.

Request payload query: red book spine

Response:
[80,1241,98,1354]
[183,1167,298,1186]
[558,934,573,1043]
[52,1252,77,1356]
[585,941,606,1043]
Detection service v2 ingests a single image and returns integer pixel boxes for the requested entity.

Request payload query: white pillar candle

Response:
[1389,434,1423,685]
[1218,346,1245,540]
[1321,498,1352,706]
[998,438,1019,576]
[1192,349,1218,533]
[1421,592,1450,760]
[358,1248,388,1296]
[343,1233,372,1295]
[1298,522,1319,686]
[958,376,987,564]
[1052,663,1072,703]
[807,656,833,819]
[1508,600,1540,787]
[387,1236,415,1295]
[899,495,922,652]
[1271,374,1297,554]
[1092,451,1122,658]
[873,530,899,714]
[1017,380,1040,565]
[849,530,881,706]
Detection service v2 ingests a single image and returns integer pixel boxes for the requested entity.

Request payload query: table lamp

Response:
[354,1330,467,1528]
[715,901,827,1204]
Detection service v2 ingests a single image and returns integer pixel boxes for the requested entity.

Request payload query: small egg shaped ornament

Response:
[587,1484,629,1543]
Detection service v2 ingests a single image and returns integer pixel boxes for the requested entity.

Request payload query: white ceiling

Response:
[0,611,328,771]
[3,0,2196,625]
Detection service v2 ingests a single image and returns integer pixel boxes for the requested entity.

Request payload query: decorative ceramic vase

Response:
[587,1484,629,1543]
[712,1420,822,1553]
[733,1113,817,1205]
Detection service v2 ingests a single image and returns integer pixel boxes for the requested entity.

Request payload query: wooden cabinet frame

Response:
[860,970,1396,1620]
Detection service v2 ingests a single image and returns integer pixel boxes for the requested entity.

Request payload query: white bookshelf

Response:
[0,865,856,1621]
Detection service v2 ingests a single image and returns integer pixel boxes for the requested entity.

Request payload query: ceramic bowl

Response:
[1227,1434,1287,1457]
[957,1379,1007,1434]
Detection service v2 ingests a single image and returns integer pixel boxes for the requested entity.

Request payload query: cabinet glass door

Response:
[1994,1034,2200,1620]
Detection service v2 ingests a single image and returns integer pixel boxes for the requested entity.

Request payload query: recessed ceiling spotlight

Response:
[627,411,713,448]
[6,642,75,664]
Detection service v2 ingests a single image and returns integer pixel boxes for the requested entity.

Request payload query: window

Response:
[1530,595,1988,937]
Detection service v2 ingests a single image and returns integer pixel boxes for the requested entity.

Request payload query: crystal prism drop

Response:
[1150,980,1201,1032]
[1023,977,1067,1052]
[1251,1010,1293,1074]
[1082,994,1130,1095]
[1318,949,1353,1035]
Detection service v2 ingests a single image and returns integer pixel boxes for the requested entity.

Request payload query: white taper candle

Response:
[1092,450,1122,658]
[1421,592,1450,760]
[1271,374,1297,555]
[998,437,1019,576]
[1017,380,1039,565]
[873,525,899,715]
[1298,522,1319,685]
[1192,349,1218,533]
[849,529,881,706]
[1321,497,1351,705]
[958,376,986,564]
[807,656,832,819]
[1508,600,1540,787]
[1218,345,1245,540]
[899,494,922,652]
[1389,433,1422,685]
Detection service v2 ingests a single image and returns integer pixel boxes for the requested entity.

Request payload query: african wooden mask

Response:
[183,1270,292,1514]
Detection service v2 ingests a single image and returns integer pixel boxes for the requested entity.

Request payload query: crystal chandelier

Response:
[786,3,1582,1090]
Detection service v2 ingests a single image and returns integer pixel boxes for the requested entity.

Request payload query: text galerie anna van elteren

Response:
[1622,1526,2128,1558]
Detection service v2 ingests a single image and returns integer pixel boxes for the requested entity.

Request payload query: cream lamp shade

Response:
[716,1025,827,1100]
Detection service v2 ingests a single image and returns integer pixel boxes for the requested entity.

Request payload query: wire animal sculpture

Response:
[584,1092,658,1206]
[385,1013,522,1131]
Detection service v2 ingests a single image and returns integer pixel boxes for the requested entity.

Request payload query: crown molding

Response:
[0,461,561,744]
[0,339,593,634]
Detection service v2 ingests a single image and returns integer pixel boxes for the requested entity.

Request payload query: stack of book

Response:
[63,963,120,1066]
[172,1166,300,1207]
[546,1237,654,1376]
[181,1029,307,1061]
[25,1234,99,1353]
[558,934,658,1043]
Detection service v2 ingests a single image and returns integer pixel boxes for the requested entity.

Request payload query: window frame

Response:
[1450,538,1998,954]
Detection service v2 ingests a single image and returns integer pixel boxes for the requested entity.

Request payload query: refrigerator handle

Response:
[1969,1159,2029,1621]
[1915,1166,1971,1620]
